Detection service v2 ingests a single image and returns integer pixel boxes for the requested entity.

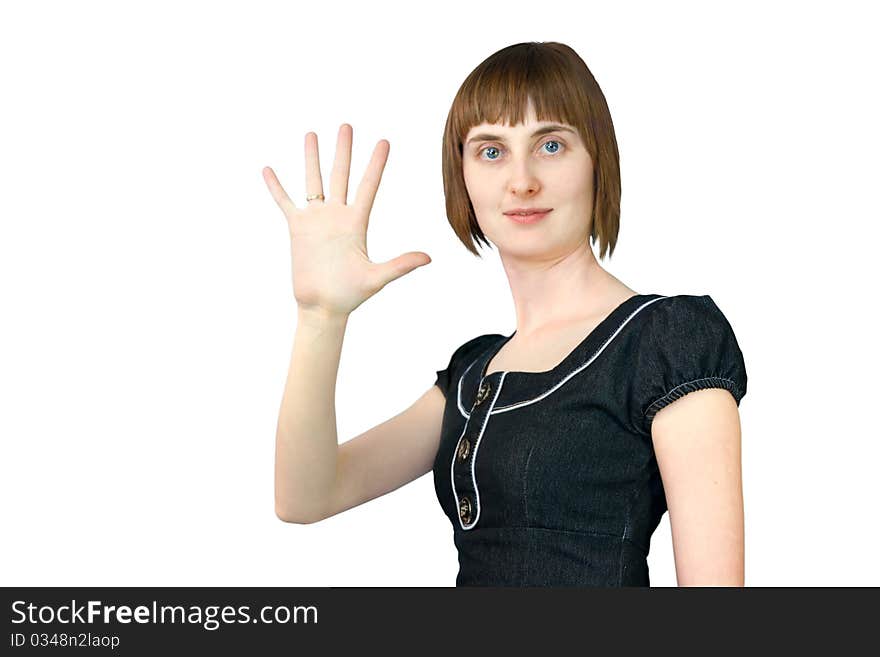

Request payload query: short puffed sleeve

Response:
[433,334,502,400]
[628,295,748,437]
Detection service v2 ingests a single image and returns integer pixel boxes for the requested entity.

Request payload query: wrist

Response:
[296,305,350,329]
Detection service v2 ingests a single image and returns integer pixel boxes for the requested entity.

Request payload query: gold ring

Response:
[306,193,325,202]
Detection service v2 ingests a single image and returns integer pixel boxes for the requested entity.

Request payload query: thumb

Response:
[373,251,432,289]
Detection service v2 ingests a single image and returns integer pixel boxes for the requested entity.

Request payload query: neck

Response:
[499,243,630,339]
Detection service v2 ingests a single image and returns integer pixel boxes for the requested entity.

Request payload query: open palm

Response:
[263,124,431,317]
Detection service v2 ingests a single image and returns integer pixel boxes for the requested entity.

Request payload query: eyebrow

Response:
[465,124,576,146]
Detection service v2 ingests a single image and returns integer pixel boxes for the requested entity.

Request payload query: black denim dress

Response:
[432,294,747,587]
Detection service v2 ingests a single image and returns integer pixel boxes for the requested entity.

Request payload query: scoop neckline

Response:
[478,293,653,381]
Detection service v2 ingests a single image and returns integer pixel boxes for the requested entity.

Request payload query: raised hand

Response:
[263,124,431,318]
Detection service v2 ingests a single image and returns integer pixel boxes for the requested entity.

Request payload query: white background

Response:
[2,0,877,587]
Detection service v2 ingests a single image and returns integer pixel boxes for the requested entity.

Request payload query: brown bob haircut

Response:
[442,41,622,260]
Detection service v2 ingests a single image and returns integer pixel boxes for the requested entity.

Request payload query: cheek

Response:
[554,176,592,208]
[462,167,492,207]
[562,158,594,195]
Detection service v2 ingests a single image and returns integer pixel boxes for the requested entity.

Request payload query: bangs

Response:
[448,43,593,150]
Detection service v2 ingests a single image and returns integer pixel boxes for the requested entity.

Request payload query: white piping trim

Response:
[456,357,480,418]
[488,296,668,414]
[451,371,507,531]
[452,297,670,420]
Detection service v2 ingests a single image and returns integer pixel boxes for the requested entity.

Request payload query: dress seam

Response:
[460,524,635,543]
[644,376,742,421]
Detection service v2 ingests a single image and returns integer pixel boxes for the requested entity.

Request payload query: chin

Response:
[495,239,556,258]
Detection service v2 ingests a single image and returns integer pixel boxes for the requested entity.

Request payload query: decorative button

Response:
[457,438,470,461]
[458,495,472,524]
[475,380,491,406]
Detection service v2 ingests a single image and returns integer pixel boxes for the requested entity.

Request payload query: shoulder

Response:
[624,294,748,437]
[443,333,505,368]
[646,294,732,325]
[434,333,505,399]
[642,293,744,358]
[637,295,741,350]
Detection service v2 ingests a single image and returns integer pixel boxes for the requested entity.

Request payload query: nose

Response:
[508,159,542,197]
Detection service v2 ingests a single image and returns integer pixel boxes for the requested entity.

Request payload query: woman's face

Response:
[462,99,595,261]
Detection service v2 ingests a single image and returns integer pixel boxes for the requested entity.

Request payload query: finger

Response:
[371,251,432,291]
[304,131,325,203]
[329,123,352,204]
[353,139,390,220]
[262,166,297,216]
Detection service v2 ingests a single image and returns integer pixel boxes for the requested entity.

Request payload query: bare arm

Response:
[273,307,348,523]
[651,388,745,586]
[324,383,445,522]
[274,307,446,524]
[264,124,432,524]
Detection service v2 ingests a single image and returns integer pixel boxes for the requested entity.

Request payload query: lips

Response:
[503,208,552,215]
[505,209,552,224]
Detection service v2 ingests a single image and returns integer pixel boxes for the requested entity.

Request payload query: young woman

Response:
[264,42,748,587]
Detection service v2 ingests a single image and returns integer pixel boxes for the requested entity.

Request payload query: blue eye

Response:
[478,139,564,161]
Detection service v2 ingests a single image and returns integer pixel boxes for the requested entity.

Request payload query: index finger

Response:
[353,140,390,216]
